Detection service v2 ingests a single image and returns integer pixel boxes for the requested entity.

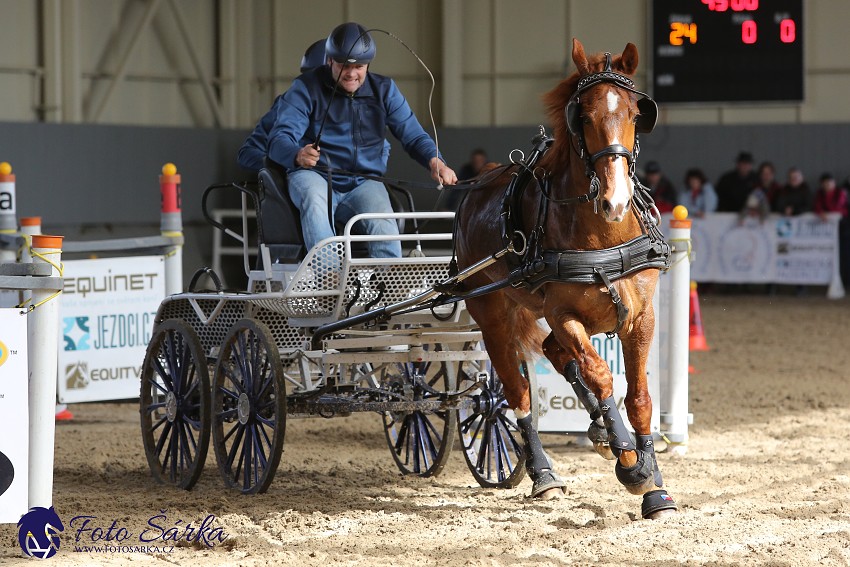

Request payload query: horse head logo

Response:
[17,506,64,559]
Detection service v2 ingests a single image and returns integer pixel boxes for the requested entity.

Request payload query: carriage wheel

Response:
[140,319,210,490]
[381,346,457,477]
[456,345,538,489]
[212,319,286,494]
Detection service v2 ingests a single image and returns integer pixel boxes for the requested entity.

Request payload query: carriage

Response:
[139,163,535,494]
[140,39,684,518]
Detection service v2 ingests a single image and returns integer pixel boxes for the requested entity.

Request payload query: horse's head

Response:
[546,39,657,223]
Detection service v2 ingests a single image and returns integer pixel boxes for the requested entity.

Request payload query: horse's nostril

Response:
[602,200,612,214]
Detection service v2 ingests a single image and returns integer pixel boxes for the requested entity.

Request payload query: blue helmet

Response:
[325,22,375,65]
[300,39,327,73]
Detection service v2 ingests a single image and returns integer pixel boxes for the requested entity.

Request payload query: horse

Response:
[454,38,677,519]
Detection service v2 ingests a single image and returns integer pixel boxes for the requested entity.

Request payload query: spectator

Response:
[458,148,489,181]
[266,22,457,258]
[755,161,782,207]
[814,173,850,287]
[715,151,758,212]
[813,173,848,221]
[739,186,771,224]
[640,160,676,213]
[773,167,812,216]
[677,168,718,218]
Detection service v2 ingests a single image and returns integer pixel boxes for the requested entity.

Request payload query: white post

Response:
[827,213,845,299]
[28,234,63,508]
[160,163,183,295]
[0,162,17,265]
[665,207,692,454]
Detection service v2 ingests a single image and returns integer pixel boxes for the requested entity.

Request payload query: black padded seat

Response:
[256,160,409,265]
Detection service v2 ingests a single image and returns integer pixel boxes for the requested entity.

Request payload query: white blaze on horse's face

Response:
[597,86,634,223]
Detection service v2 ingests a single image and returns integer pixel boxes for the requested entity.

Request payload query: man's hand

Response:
[429,157,457,187]
[296,144,321,168]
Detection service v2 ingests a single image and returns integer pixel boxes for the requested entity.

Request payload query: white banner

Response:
[683,212,841,286]
[535,280,663,434]
[0,308,28,523]
[57,256,165,403]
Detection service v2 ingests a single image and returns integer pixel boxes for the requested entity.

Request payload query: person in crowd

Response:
[458,148,489,181]
[677,168,718,218]
[813,172,850,286]
[739,186,771,224]
[639,160,676,213]
[237,40,329,172]
[755,161,782,207]
[265,23,456,258]
[813,173,848,221]
[773,167,812,216]
[715,151,758,212]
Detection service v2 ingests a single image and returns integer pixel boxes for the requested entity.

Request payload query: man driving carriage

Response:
[264,22,457,258]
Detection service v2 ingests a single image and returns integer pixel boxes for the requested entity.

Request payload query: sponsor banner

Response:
[57,256,165,403]
[535,279,663,433]
[0,308,28,523]
[680,212,839,284]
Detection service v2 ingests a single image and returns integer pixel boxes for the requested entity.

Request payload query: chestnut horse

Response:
[455,39,677,519]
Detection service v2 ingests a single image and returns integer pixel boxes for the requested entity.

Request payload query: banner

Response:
[57,256,165,403]
[0,308,28,523]
[683,212,842,287]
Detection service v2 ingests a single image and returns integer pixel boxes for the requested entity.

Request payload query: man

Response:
[237,40,328,171]
[640,160,676,213]
[267,22,456,258]
[715,151,758,212]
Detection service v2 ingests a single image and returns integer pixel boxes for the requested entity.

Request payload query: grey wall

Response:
[3,119,849,286]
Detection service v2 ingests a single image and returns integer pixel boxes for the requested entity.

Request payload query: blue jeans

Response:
[287,169,401,258]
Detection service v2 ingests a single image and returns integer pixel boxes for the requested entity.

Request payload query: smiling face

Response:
[329,60,368,93]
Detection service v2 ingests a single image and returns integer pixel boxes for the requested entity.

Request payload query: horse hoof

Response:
[530,470,567,499]
[624,479,657,496]
[536,487,563,500]
[641,489,678,519]
[645,508,678,520]
[593,442,616,461]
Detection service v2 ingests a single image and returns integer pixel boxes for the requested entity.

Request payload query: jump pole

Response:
[664,206,692,455]
[0,162,17,264]
[160,163,183,295]
[27,234,63,508]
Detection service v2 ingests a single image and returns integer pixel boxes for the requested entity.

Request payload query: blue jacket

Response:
[267,66,440,191]
[237,90,391,171]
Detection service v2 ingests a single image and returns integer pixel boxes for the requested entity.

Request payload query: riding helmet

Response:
[300,39,327,72]
[325,22,375,64]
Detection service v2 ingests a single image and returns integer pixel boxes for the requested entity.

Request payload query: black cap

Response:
[645,161,661,174]
[820,172,835,182]
[736,151,754,163]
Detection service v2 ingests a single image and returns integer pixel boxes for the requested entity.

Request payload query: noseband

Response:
[563,53,659,209]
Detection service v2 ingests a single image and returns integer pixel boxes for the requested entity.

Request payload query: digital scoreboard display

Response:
[651,0,803,103]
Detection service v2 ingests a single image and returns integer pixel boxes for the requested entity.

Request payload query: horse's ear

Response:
[572,38,591,76]
[620,43,639,75]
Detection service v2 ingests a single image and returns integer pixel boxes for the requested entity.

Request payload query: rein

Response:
[447,61,669,337]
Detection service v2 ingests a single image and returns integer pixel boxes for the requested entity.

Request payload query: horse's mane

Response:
[540,50,637,174]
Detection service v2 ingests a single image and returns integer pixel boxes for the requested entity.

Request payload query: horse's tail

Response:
[512,305,548,359]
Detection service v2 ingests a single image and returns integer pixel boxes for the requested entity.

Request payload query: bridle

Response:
[562,53,659,210]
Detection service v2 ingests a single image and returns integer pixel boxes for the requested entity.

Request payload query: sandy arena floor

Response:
[2,294,850,566]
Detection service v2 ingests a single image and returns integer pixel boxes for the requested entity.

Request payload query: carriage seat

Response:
[256,161,409,268]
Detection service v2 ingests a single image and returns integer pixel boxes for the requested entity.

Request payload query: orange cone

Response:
[689,281,710,351]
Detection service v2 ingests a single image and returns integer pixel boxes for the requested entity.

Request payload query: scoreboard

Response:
[651,0,804,103]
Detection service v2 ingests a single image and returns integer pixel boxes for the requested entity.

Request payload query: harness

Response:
[491,55,670,336]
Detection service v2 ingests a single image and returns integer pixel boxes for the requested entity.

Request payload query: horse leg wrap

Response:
[600,396,635,457]
[615,434,662,495]
[516,414,566,498]
[563,361,608,444]
[641,489,678,519]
